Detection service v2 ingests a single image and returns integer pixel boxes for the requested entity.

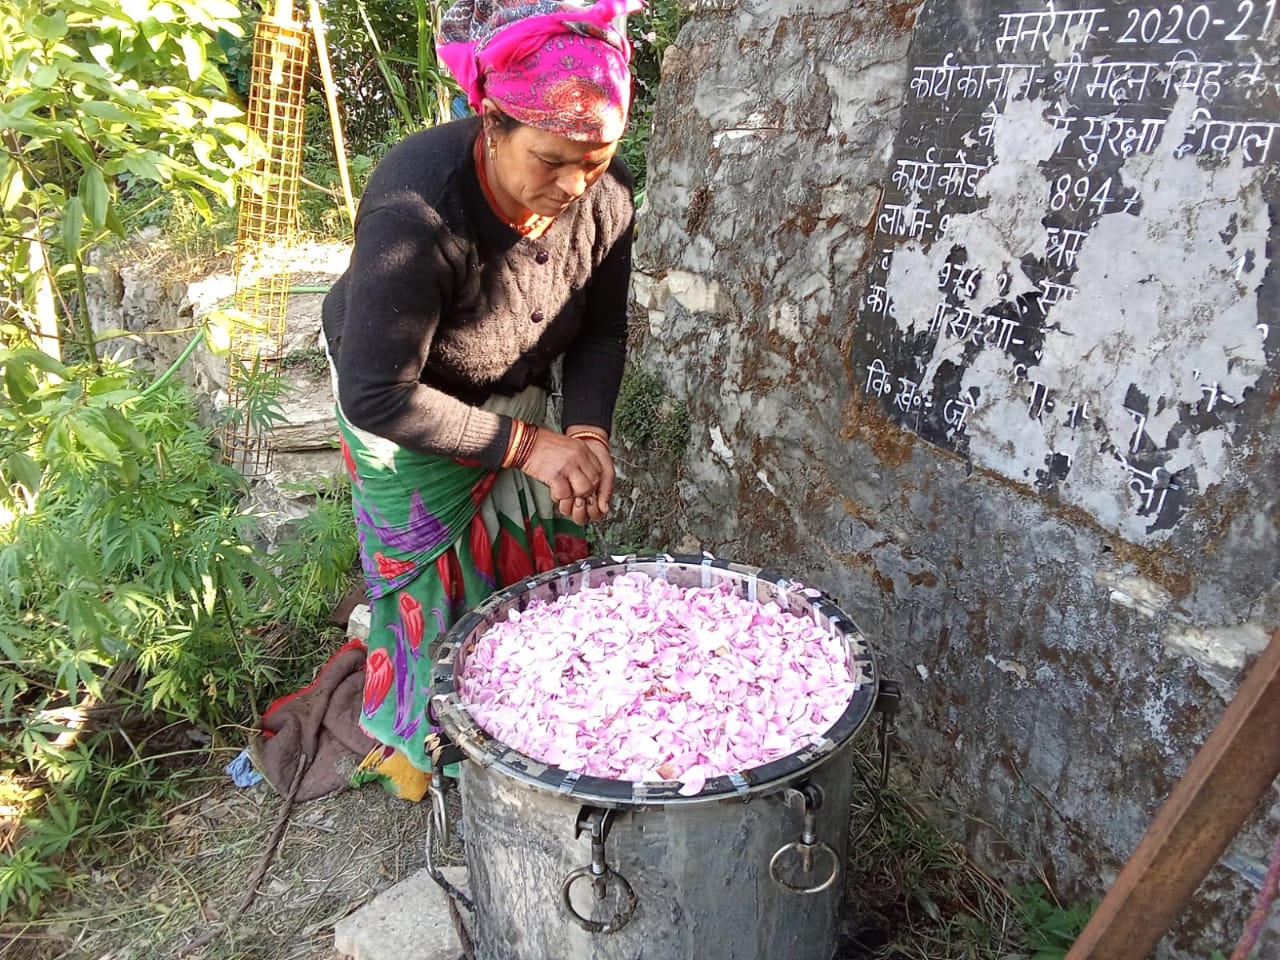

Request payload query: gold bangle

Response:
[502,419,525,469]
[568,430,610,450]
[513,423,539,468]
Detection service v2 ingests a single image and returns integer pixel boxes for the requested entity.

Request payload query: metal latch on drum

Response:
[770,782,842,894]
[560,806,639,934]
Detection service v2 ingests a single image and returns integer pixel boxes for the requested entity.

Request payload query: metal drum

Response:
[428,554,879,960]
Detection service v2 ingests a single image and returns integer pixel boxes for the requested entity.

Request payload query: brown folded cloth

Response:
[251,639,377,802]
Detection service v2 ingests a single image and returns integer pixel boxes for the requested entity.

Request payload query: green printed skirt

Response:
[338,388,589,771]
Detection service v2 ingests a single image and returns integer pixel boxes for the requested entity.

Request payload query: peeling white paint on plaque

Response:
[855,3,1279,543]
[875,86,1274,542]
[968,94,1267,540]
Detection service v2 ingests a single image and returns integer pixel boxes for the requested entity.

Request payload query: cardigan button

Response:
[531,310,545,323]
[534,250,550,264]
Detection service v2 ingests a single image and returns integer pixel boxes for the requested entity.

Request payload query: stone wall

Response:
[626,0,1279,954]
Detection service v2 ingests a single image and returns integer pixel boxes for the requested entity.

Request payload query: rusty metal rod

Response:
[1065,628,1280,960]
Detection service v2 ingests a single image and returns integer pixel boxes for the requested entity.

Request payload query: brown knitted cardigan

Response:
[321,115,634,469]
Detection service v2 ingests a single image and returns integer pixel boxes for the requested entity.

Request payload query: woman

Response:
[320,0,643,797]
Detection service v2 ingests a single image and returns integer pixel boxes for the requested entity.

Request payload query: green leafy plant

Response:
[654,399,691,457]
[614,366,691,458]
[354,0,458,132]
[0,841,64,917]
[214,0,257,97]
[1013,883,1094,960]
[280,345,333,379]
[300,0,460,160]
[0,337,278,915]
[225,354,288,434]
[0,0,250,365]
[0,352,273,714]
[272,478,359,632]
[0,305,370,917]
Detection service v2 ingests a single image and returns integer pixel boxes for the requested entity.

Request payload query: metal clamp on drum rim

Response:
[769,781,841,895]
[560,864,638,933]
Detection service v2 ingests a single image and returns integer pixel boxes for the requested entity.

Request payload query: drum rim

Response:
[429,553,879,808]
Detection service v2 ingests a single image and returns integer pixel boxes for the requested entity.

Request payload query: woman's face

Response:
[484,106,618,220]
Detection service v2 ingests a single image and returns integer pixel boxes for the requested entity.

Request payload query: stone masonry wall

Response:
[625,1,1280,955]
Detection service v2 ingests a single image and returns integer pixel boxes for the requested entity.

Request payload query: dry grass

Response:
[1,774,434,960]
[839,735,1025,960]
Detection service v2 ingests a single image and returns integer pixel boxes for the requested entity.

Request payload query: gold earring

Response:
[486,136,496,160]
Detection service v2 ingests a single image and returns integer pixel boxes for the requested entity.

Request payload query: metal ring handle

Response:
[768,840,841,895]
[559,865,638,934]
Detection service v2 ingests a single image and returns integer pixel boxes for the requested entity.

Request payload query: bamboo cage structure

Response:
[222,0,310,477]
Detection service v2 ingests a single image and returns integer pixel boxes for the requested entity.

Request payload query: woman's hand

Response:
[565,424,615,522]
[521,428,605,526]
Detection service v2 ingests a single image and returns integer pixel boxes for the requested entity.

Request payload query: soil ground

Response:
[3,775,430,960]
[1,736,1022,960]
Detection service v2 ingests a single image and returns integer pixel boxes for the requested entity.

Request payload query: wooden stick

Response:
[271,0,298,27]
[308,0,358,227]
[300,174,344,200]
[1065,629,1280,960]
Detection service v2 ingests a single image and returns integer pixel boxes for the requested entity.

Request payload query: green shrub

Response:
[1012,883,1093,960]
[304,0,459,157]
[614,366,690,458]
[0,0,249,364]
[0,350,273,721]
[0,341,356,918]
[272,477,359,632]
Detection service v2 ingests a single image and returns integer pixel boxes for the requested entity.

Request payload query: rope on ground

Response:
[1230,828,1280,960]
[424,795,476,960]
[169,751,308,959]
[448,892,477,960]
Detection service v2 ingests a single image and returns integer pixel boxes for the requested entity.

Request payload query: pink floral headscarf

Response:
[438,0,644,142]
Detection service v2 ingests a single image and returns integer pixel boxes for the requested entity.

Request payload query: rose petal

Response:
[459,575,857,783]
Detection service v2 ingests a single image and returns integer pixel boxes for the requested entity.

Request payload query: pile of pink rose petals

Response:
[458,574,857,796]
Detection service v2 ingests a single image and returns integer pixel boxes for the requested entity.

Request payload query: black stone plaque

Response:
[852,0,1279,537]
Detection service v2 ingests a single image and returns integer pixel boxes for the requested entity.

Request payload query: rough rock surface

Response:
[332,868,467,960]
[624,1,1280,956]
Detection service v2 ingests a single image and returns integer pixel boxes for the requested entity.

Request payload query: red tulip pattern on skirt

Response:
[338,409,589,771]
